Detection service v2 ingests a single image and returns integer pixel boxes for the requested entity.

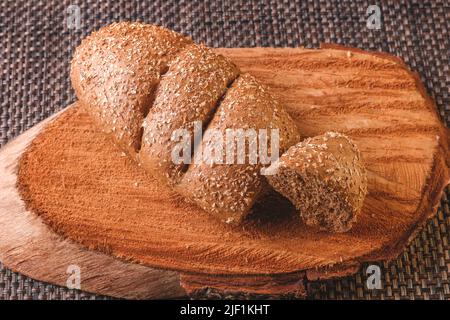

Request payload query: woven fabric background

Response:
[0,0,448,300]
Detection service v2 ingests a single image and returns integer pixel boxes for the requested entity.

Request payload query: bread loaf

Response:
[265,132,367,232]
[71,22,300,223]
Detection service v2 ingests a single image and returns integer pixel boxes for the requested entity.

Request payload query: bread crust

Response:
[71,22,302,224]
[266,132,367,233]
[176,74,300,223]
[70,22,192,157]
[140,44,239,185]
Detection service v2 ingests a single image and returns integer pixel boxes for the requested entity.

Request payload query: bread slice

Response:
[265,132,367,233]
[70,22,192,158]
[140,44,239,185]
[176,74,300,224]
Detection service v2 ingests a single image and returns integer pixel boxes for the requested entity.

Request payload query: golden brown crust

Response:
[70,22,192,157]
[176,74,300,223]
[266,132,367,233]
[140,44,239,185]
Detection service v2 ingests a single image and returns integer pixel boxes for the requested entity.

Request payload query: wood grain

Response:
[0,46,449,298]
[0,110,186,299]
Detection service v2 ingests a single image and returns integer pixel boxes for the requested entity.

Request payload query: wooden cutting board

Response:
[0,45,449,299]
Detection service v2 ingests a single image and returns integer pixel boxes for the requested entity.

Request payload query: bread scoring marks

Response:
[171,120,280,173]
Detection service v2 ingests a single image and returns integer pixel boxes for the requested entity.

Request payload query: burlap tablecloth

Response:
[0,0,448,300]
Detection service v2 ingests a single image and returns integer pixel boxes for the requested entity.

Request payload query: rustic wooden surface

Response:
[0,46,449,298]
[0,109,186,299]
